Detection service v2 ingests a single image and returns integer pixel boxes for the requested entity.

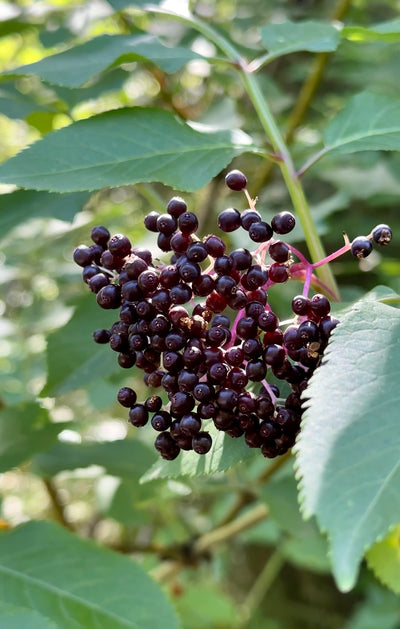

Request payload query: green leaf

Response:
[259,20,340,59]
[33,439,157,479]
[0,107,253,192]
[0,602,58,629]
[141,424,257,482]
[0,520,180,629]
[0,84,49,120]
[294,300,400,592]
[43,294,121,396]
[366,524,400,594]
[4,34,201,87]
[343,19,400,43]
[0,402,67,472]
[323,92,400,156]
[0,190,90,240]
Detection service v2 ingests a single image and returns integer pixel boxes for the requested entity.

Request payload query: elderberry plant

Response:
[74,171,392,461]
[2,1,400,626]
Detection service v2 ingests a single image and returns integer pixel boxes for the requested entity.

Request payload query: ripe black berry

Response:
[351,236,373,259]
[271,211,296,235]
[372,224,392,246]
[217,208,241,232]
[225,169,247,191]
[108,233,132,257]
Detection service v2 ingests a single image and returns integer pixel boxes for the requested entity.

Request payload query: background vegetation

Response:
[1,0,400,627]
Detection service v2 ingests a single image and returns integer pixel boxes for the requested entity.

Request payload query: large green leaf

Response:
[294,299,400,592]
[259,20,340,59]
[0,521,179,629]
[323,92,400,156]
[43,294,121,396]
[33,439,156,479]
[0,107,253,192]
[0,190,89,240]
[4,34,201,87]
[141,423,257,482]
[0,402,67,473]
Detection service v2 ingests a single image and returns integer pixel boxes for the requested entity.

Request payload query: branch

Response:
[43,478,74,531]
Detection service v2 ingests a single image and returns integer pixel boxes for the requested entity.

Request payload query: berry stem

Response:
[261,379,277,406]
[311,242,351,269]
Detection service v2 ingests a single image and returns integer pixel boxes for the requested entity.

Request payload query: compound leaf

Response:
[0,190,89,240]
[0,107,253,193]
[0,402,67,473]
[323,92,400,156]
[260,20,340,59]
[294,299,400,592]
[141,423,257,482]
[4,34,201,87]
[0,520,179,629]
[43,294,120,396]
[33,439,156,479]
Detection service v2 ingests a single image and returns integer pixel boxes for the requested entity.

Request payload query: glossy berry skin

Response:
[192,431,212,454]
[178,212,198,235]
[96,284,121,309]
[144,211,160,232]
[156,213,177,235]
[93,329,111,344]
[73,245,94,267]
[217,208,241,232]
[249,221,273,243]
[129,404,148,427]
[117,387,137,407]
[108,233,132,257]
[167,196,187,217]
[372,224,392,246]
[310,294,330,318]
[271,211,296,235]
[91,225,110,247]
[225,169,247,191]
[241,209,261,231]
[351,236,373,259]
[203,235,226,257]
[269,241,290,263]
[268,263,289,284]
[291,295,310,316]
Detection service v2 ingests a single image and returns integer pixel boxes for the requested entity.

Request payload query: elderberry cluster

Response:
[73,169,392,461]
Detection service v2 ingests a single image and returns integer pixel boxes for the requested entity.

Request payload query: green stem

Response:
[237,549,285,628]
[238,71,340,299]
[139,5,340,299]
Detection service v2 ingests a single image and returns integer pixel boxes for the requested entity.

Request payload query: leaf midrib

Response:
[0,564,141,629]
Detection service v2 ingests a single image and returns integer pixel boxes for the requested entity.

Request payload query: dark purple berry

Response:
[269,241,290,263]
[108,233,132,257]
[144,211,160,232]
[167,196,187,217]
[249,221,273,243]
[91,225,110,247]
[225,169,247,191]
[217,208,241,232]
[271,211,296,235]
[241,209,261,231]
[117,387,137,407]
[192,431,212,454]
[96,284,121,309]
[351,236,372,259]
[372,224,392,246]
